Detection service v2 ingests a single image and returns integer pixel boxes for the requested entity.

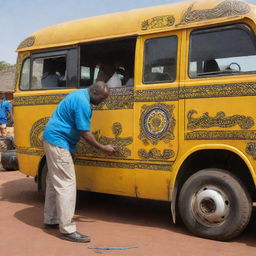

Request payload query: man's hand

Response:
[102,144,117,154]
[80,131,117,154]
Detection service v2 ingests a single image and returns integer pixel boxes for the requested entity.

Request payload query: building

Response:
[0,67,16,100]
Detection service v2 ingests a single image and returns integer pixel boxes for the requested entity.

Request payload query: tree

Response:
[0,61,13,71]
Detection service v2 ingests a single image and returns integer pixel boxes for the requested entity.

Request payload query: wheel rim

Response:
[191,185,231,227]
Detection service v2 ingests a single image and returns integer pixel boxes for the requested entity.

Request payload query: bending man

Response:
[42,82,116,243]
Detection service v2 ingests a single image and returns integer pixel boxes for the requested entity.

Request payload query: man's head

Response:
[88,81,109,105]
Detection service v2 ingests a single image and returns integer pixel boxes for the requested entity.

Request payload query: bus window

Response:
[143,36,177,84]
[189,24,256,78]
[20,58,30,90]
[31,56,66,89]
[79,38,136,88]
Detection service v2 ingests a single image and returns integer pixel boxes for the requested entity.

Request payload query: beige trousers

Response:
[43,141,76,234]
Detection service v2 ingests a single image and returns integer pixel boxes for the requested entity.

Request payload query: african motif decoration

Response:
[14,82,256,106]
[30,117,50,147]
[29,118,132,159]
[138,148,174,160]
[179,0,250,25]
[17,147,44,157]
[187,110,254,130]
[141,15,175,31]
[185,130,256,140]
[74,158,172,171]
[134,82,256,103]
[246,142,256,160]
[17,36,35,49]
[13,94,66,106]
[14,87,133,110]
[139,103,175,145]
[93,87,134,110]
[16,147,172,171]
[77,122,133,158]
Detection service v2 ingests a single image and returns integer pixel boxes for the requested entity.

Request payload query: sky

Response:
[0,0,256,64]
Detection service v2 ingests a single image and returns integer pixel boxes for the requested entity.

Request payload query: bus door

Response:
[134,31,181,200]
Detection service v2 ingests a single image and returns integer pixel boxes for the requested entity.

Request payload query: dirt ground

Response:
[1,171,256,256]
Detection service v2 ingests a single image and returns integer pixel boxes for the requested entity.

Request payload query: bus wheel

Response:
[40,162,48,197]
[178,168,252,241]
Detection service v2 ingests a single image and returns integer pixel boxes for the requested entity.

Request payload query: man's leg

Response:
[43,141,76,234]
[44,171,59,225]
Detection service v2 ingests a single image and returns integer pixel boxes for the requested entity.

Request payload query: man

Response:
[0,94,12,136]
[96,62,122,87]
[42,82,116,243]
[41,60,60,88]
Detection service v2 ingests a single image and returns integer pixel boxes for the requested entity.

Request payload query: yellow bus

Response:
[14,0,256,240]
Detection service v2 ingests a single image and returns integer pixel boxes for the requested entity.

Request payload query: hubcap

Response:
[192,185,230,227]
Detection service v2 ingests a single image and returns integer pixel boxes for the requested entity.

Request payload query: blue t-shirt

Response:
[43,89,92,152]
[0,99,11,124]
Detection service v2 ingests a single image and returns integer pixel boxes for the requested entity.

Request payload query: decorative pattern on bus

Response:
[139,103,175,145]
[29,118,132,159]
[138,148,174,160]
[74,158,172,171]
[30,117,49,147]
[246,142,256,160]
[134,82,256,102]
[16,147,44,157]
[15,147,172,171]
[187,110,254,130]
[93,87,134,110]
[185,130,256,140]
[76,122,133,158]
[141,15,175,31]
[13,87,134,109]
[13,94,66,106]
[179,0,250,25]
[17,36,35,49]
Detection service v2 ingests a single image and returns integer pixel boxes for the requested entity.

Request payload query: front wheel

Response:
[178,168,252,241]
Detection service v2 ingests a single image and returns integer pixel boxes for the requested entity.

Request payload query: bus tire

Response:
[0,137,15,152]
[1,150,19,171]
[178,168,252,241]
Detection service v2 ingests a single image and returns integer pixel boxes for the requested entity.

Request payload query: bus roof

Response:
[17,0,255,52]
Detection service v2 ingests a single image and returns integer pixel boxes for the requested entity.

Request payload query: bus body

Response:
[15,0,256,240]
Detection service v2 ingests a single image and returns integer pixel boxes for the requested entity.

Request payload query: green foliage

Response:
[0,61,14,71]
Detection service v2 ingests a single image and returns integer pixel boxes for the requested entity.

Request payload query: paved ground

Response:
[1,171,256,256]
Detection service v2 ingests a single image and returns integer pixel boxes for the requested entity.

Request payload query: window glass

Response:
[189,25,256,78]
[31,56,66,89]
[20,58,30,90]
[80,38,136,88]
[143,36,177,83]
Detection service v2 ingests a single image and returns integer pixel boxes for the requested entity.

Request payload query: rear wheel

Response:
[178,168,252,241]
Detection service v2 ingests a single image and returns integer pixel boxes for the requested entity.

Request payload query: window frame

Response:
[142,35,178,85]
[19,57,31,91]
[19,47,79,91]
[78,36,137,88]
[188,23,256,79]
[30,50,68,91]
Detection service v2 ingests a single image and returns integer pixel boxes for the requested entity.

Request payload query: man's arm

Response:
[80,130,116,153]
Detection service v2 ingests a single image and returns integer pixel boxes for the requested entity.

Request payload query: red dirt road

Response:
[1,171,256,256]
